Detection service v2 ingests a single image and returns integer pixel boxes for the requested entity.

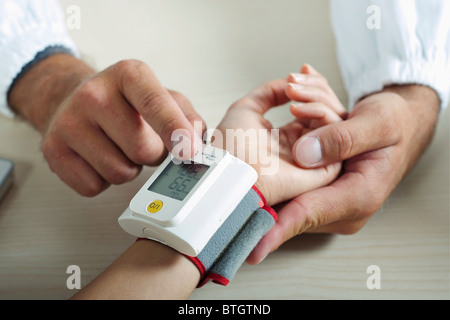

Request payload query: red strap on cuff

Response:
[252,185,278,222]
[183,256,230,287]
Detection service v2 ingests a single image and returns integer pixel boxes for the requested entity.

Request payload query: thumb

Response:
[292,108,398,168]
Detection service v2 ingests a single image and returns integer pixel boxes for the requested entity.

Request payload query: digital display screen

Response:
[148,161,210,201]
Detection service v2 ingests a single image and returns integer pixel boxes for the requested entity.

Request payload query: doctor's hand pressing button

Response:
[8,55,205,197]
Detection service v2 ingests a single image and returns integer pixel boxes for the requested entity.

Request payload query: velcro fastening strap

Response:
[186,186,277,287]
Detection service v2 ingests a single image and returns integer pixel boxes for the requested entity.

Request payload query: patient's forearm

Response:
[70,240,200,300]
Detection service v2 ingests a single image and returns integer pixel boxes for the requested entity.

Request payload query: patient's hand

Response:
[213,65,347,207]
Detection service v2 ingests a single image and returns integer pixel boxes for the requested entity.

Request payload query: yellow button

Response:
[147,200,163,214]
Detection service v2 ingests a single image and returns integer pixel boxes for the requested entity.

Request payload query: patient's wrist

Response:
[71,239,200,300]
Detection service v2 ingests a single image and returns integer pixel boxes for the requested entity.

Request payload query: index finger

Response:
[115,60,199,160]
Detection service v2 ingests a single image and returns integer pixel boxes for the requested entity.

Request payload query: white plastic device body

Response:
[118,145,258,257]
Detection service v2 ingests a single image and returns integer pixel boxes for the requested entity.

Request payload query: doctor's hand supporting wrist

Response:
[9,55,205,197]
[247,84,440,264]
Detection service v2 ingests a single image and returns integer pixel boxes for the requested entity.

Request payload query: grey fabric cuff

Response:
[187,187,277,287]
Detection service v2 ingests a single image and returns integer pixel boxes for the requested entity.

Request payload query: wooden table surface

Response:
[0,0,448,300]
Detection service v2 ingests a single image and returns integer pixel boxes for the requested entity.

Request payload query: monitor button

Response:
[147,200,163,214]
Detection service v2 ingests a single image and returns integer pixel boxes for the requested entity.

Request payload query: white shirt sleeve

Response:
[330,0,450,111]
[0,0,79,118]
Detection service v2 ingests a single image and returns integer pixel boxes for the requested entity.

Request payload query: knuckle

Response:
[106,165,139,185]
[54,112,79,133]
[80,180,109,198]
[291,198,324,233]
[73,79,107,110]
[129,148,149,165]
[330,125,354,160]
[115,59,154,85]
[129,138,166,165]
[303,213,321,233]
[129,143,155,165]
[114,59,145,73]
[41,138,71,174]
[139,90,167,115]
[130,143,167,166]
[336,221,366,235]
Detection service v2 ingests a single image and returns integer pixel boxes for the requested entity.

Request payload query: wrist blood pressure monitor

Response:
[119,145,258,256]
[119,145,277,287]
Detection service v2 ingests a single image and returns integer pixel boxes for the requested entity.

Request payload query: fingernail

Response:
[296,137,322,166]
[291,102,304,109]
[290,73,306,82]
[288,82,304,91]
